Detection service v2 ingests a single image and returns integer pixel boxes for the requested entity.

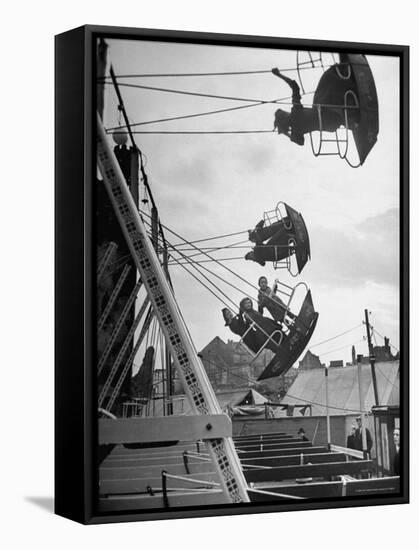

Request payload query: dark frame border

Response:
[55,24,409,525]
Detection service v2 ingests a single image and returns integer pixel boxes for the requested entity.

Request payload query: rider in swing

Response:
[272,67,344,145]
[222,298,285,355]
[245,217,295,267]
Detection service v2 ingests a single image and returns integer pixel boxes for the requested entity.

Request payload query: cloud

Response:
[308,208,399,289]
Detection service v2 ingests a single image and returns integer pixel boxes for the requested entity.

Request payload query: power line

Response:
[283,392,366,414]
[316,339,365,358]
[203,357,369,414]
[309,324,363,349]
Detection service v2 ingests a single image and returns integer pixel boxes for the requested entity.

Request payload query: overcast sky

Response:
[102,38,400,366]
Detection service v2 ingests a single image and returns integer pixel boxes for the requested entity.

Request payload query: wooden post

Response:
[357,354,367,455]
[325,366,331,448]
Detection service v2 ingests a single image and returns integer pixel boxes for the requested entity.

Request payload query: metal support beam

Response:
[97,114,249,503]
[106,308,154,412]
[99,414,232,445]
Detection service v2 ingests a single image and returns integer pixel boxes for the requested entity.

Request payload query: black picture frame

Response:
[55,24,409,524]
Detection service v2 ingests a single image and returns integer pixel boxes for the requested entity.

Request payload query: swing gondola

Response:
[258,288,318,380]
[222,282,318,380]
[246,202,310,275]
[274,52,379,167]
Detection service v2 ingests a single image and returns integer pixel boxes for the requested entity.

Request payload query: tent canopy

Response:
[281,361,399,415]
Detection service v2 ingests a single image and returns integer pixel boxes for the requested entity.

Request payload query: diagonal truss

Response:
[97,113,249,504]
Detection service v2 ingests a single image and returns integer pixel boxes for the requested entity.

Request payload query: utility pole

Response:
[364,309,380,406]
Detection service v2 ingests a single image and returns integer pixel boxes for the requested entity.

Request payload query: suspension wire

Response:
[163,233,294,349]
[169,257,246,265]
[124,130,274,135]
[99,68,304,79]
[106,95,293,131]
[139,209,260,295]
[105,81,282,104]
[188,230,249,244]
[151,219,256,314]
[170,238,250,258]
[141,209,297,314]
[107,103,271,130]
[169,252,237,311]
[107,63,171,258]
[170,242,295,262]
[105,81,326,109]
[106,80,358,114]
[139,212,303,348]
[109,65,138,150]
[138,210,240,311]
[166,242,239,311]
[140,214,299,343]
[168,240,259,305]
[105,88,317,135]
[172,244,250,252]
[309,324,363,349]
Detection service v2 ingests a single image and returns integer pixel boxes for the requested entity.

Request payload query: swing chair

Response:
[257,282,318,380]
[296,52,379,167]
[259,201,310,276]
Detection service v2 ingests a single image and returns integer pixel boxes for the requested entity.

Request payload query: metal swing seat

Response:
[309,88,362,167]
[261,201,310,276]
[257,282,319,381]
[296,51,379,167]
[238,317,284,364]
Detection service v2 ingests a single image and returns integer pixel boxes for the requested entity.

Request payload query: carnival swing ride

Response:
[95,42,381,510]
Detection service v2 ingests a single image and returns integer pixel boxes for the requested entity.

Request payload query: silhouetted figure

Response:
[272,67,344,146]
[393,428,400,475]
[298,428,309,441]
[354,416,373,454]
[346,425,357,450]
